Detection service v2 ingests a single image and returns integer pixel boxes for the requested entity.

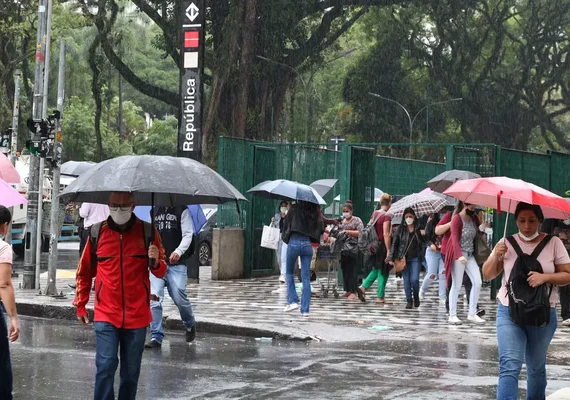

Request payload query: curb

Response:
[15,301,312,342]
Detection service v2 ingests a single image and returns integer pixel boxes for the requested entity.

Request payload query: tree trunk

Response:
[88,37,104,162]
[233,0,257,138]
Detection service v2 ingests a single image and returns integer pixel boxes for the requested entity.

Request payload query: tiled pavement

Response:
[12,264,570,344]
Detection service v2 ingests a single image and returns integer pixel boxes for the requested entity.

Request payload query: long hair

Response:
[454,201,465,216]
[425,213,441,241]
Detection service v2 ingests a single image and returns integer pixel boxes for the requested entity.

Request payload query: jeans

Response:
[341,252,359,293]
[559,284,570,321]
[362,269,389,298]
[496,303,557,400]
[0,311,12,400]
[421,247,446,300]
[402,257,420,302]
[449,251,481,317]
[150,264,195,343]
[94,322,146,400]
[286,234,313,313]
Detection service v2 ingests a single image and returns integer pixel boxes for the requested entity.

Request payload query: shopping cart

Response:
[316,226,343,298]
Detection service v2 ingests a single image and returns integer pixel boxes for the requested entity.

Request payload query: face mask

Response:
[343,212,352,219]
[405,217,414,226]
[280,207,288,215]
[109,207,132,225]
[519,231,539,241]
[465,209,475,216]
[564,219,570,226]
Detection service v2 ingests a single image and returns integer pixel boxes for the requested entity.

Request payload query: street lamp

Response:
[368,93,463,157]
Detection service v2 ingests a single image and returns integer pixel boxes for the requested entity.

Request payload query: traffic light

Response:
[0,129,11,155]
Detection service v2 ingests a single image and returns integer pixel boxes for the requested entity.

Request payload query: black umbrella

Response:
[59,155,246,205]
[427,169,482,193]
[60,161,96,177]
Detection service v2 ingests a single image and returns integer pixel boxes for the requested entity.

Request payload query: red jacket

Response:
[73,217,168,329]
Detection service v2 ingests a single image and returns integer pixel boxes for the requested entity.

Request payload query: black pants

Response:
[341,253,358,293]
[0,310,13,399]
[560,284,570,321]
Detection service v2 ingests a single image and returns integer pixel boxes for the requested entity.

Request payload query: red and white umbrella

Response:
[0,153,20,184]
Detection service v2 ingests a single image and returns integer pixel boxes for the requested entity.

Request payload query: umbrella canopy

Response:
[388,193,448,219]
[248,179,326,205]
[310,179,338,197]
[59,155,246,206]
[444,177,570,219]
[0,178,27,207]
[420,187,457,206]
[0,153,20,184]
[134,204,208,233]
[427,169,481,193]
[334,188,383,202]
[60,161,96,177]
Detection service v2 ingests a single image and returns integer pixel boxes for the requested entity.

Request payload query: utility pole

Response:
[46,40,65,296]
[23,0,48,289]
[5,71,21,247]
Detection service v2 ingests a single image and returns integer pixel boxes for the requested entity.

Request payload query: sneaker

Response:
[301,313,309,318]
[439,299,447,306]
[562,319,570,327]
[467,314,486,324]
[476,309,486,318]
[448,316,462,325]
[414,297,420,308]
[279,275,286,283]
[284,303,299,312]
[406,301,413,309]
[186,325,196,343]
[419,290,425,300]
[144,339,162,349]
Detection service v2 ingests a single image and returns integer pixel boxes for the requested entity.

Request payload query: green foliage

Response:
[133,117,177,156]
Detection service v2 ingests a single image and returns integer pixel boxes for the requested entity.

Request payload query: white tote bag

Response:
[261,225,280,250]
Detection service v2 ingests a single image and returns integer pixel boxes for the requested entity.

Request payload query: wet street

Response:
[9,316,570,399]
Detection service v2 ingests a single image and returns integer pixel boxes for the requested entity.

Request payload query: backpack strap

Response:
[506,235,524,258]
[368,210,384,227]
[89,222,104,270]
[530,234,553,258]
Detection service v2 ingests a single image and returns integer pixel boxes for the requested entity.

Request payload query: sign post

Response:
[179,0,205,282]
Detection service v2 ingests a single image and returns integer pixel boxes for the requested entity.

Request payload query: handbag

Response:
[394,234,415,273]
[261,225,280,250]
[474,234,491,265]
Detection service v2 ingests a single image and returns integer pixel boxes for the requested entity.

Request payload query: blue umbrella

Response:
[247,179,326,205]
[134,205,207,232]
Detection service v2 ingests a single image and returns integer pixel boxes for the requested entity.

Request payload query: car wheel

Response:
[198,242,211,266]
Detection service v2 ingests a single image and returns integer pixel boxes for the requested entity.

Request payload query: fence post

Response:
[340,145,352,205]
[446,145,454,170]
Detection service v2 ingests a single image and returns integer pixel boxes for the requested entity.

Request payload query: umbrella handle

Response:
[149,192,156,268]
[502,199,511,239]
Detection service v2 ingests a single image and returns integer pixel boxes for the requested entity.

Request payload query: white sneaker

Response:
[467,314,486,324]
[439,299,447,307]
[301,313,309,318]
[283,303,299,312]
[562,319,570,327]
[448,316,462,325]
[419,290,425,300]
[279,275,286,283]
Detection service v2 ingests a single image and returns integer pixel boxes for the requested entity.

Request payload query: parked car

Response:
[197,208,216,266]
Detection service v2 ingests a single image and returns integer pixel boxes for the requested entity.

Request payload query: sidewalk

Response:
[13,263,570,343]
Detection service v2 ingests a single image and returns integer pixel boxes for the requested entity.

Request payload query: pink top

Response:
[498,234,570,307]
[0,238,12,265]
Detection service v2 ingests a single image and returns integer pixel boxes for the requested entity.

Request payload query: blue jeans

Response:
[496,303,557,400]
[286,233,313,314]
[0,311,12,400]
[421,247,446,300]
[402,257,420,302]
[94,322,146,400]
[150,264,195,343]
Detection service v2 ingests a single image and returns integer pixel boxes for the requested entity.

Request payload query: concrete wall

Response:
[211,228,244,280]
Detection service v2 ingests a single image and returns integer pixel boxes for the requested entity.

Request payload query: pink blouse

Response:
[0,239,12,265]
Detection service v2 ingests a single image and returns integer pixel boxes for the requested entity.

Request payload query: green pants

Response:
[362,269,389,298]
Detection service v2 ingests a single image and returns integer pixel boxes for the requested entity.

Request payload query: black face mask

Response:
[465,209,475,217]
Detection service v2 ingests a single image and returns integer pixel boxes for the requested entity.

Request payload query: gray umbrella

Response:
[248,179,326,205]
[427,169,482,193]
[59,155,246,205]
[60,161,96,177]
[310,179,338,197]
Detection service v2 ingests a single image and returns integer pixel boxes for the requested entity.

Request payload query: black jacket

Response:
[389,226,425,262]
[281,202,324,244]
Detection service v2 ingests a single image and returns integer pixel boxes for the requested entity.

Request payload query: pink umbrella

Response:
[0,153,20,184]
[0,178,27,207]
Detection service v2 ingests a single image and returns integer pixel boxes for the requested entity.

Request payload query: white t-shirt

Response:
[0,238,13,265]
[498,234,570,307]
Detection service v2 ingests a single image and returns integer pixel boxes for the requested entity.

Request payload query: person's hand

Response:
[528,271,547,288]
[384,257,390,264]
[148,245,159,261]
[78,315,90,325]
[271,217,275,223]
[430,244,437,251]
[458,256,467,264]
[494,241,507,257]
[169,252,181,265]
[8,317,19,342]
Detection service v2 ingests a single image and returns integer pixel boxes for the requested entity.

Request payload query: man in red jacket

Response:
[73,192,167,400]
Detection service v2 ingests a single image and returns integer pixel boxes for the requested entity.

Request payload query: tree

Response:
[133,116,177,155]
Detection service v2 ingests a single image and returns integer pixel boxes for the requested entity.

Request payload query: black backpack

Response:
[505,235,554,327]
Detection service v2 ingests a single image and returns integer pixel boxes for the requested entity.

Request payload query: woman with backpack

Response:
[358,194,393,304]
[445,201,485,325]
[483,202,570,400]
[389,207,425,309]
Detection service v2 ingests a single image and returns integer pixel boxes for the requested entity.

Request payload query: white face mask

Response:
[343,212,352,219]
[109,207,132,225]
[519,231,539,241]
[405,217,415,226]
[563,219,570,226]
[280,207,288,215]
